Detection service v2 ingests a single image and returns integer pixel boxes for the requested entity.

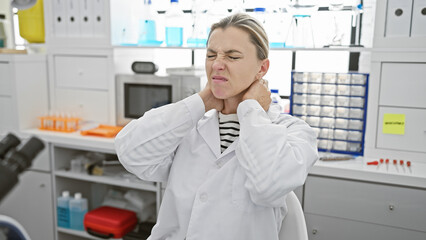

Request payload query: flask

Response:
[271,89,285,113]
[69,192,88,231]
[165,0,185,46]
[187,0,208,47]
[57,191,71,228]
[138,0,161,46]
[266,8,286,48]
[205,0,229,35]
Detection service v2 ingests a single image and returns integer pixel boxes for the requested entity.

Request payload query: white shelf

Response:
[112,45,373,52]
[54,170,157,192]
[57,227,123,240]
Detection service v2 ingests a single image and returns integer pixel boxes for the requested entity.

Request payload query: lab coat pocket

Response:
[232,166,264,213]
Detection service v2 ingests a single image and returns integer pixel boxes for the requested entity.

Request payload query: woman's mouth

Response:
[212,75,228,83]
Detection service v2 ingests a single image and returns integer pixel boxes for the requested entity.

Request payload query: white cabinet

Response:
[0,54,49,135]
[304,176,426,240]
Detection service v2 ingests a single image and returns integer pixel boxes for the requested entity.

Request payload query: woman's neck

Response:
[221,95,243,114]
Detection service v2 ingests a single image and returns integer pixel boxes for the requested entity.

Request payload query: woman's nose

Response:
[212,58,225,71]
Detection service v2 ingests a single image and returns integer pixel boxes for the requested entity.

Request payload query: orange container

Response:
[80,125,123,138]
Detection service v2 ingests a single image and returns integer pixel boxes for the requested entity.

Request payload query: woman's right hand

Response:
[199,83,224,112]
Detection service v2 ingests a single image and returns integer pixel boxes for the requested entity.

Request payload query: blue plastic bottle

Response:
[69,192,88,231]
[57,191,71,228]
[271,89,285,113]
[165,0,185,46]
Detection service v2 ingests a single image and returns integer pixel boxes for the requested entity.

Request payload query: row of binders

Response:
[52,0,107,37]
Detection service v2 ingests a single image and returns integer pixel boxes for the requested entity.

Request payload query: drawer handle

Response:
[312,229,318,235]
[389,204,395,211]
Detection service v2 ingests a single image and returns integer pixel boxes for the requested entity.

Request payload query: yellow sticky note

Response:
[383,113,405,135]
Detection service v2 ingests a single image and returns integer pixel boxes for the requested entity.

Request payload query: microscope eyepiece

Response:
[0,133,21,159]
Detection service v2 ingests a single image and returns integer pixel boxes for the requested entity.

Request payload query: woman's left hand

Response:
[242,79,271,111]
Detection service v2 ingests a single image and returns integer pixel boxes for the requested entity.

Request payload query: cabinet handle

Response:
[389,204,395,211]
[312,229,318,235]
[40,183,45,188]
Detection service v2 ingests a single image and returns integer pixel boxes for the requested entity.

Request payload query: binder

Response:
[52,0,67,36]
[66,0,80,37]
[79,0,94,36]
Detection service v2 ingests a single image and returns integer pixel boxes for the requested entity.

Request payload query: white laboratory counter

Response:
[23,128,115,152]
[22,128,426,190]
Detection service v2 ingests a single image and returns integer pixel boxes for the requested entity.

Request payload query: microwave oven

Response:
[116,74,201,126]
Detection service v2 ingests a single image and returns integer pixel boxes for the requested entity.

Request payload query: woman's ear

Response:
[256,59,270,80]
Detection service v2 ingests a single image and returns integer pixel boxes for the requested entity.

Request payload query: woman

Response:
[115,13,318,240]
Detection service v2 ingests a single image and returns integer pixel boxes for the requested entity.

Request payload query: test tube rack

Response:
[38,116,81,133]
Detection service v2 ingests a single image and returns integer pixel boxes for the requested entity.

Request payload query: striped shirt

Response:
[218,112,240,153]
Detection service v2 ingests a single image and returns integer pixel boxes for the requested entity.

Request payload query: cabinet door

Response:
[0,61,12,95]
[306,213,426,240]
[0,171,54,240]
[304,176,426,232]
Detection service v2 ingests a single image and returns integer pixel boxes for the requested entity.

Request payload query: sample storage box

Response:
[84,206,138,239]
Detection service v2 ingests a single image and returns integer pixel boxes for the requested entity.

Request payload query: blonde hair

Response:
[207,13,269,60]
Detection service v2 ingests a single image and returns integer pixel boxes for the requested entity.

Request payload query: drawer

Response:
[377,107,426,153]
[54,55,109,90]
[0,61,13,95]
[304,176,426,232]
[380,62,426,109]
[54,88,110,123]
[306,214,426,240]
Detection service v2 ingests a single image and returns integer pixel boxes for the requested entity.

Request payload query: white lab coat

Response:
[115,94,318,240]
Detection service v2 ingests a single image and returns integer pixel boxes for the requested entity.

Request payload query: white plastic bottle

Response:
[69,192,88,231]
[57,191,71,228]
[165,0,185,46]
[138,0,161,46]
[271,89,285,113]
[253,7,266,25]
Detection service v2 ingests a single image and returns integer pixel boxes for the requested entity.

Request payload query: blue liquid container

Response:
[166,27,183,46]
[186,37,206,47]
[57,191,71,228]
[139,19,161,46]
[69,192,88,231]
[164,0,185,47]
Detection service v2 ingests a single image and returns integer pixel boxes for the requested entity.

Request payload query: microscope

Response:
[0,133,45,240]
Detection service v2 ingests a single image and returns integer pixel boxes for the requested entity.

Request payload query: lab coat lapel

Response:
[197,110,221,158]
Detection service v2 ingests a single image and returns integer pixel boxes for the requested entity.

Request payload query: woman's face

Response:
[205,26,266,100]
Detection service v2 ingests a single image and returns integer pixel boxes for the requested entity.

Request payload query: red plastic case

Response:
[84,206,138,239]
